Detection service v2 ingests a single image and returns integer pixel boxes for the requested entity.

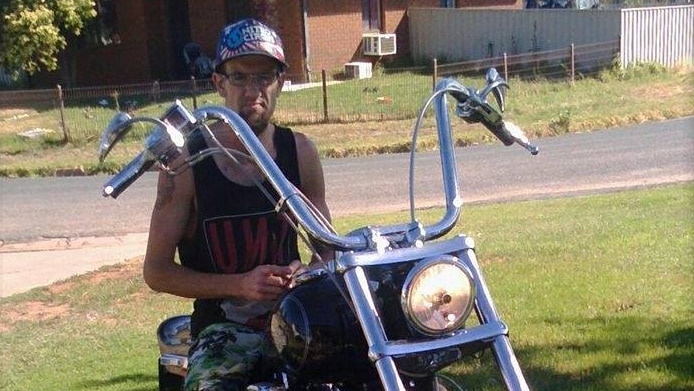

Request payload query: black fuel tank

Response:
[268,273,376,383]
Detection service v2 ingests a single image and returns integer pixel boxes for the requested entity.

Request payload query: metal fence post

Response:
[570,43,575,85]
[321,70,328,122]
[190,76,198,109]
[56,84,70,143]
[618,34,623,70]
[503,53,509,81]
[432,58,438,91]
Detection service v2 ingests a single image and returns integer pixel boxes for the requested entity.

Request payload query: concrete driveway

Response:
[1,234,148,297]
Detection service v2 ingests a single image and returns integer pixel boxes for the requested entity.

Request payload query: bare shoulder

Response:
[148,156,197,246]
[291,130,318,155]
[153,149,195,212]
[289,129,326,193]
[288,129,331,224]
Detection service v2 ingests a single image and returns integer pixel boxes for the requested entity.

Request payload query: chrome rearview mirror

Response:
[98,100,197,163]
[100,119,183,198]
[99,112,134,162]
[99,100,197,198]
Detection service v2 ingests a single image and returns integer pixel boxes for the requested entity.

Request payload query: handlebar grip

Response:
[476,103,515,146]
[450,88,515,147]
[102,152,154,198]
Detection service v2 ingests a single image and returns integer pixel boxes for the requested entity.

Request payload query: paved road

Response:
[1,117,692,296]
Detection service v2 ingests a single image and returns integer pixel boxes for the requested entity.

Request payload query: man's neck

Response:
[222,123,276,159]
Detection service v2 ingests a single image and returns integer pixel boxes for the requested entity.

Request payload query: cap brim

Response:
[214,52,288,72]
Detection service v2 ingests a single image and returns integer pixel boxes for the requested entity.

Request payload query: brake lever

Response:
[489,81,508,113]
[477,68,509,117]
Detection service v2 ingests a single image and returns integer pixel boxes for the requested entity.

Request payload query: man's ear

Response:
[277,72,285,92]
[211,73,226,96]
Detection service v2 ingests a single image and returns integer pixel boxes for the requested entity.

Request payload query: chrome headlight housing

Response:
[401,255,476,335]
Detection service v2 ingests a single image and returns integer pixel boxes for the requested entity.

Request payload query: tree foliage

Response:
[0,0,97,75]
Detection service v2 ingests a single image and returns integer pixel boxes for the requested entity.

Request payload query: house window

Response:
[361,0,381,32]
[82,0,120,47]
[440,0,456,7]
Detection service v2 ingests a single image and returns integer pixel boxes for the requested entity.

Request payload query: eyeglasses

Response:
[220,72,279,88]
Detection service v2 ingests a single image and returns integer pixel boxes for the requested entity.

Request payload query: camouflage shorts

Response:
[184,322,266,391]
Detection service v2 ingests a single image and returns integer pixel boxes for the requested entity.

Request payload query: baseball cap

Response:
[214,18,287,71]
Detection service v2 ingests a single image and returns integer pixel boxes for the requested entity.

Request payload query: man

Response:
[143,19,332,390]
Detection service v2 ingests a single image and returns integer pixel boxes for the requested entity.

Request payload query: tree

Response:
[0,0,96,77]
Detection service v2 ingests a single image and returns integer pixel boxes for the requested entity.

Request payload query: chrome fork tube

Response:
[343,266,407,391]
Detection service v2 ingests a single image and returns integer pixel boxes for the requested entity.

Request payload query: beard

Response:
[234,92,278,135]
[243,113,270,135]
[240,105,272,135]
[250,122,269,135]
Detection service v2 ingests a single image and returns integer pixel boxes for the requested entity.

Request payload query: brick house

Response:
[42,0,522,87]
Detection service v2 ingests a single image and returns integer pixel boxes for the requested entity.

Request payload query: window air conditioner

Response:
[362,33,397,56]
[344,62,373,79]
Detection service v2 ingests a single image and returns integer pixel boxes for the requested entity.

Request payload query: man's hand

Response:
[285,260,311,289]
[239,264,296,301]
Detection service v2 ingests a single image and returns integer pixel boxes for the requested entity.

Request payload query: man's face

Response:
[213,55,284,134]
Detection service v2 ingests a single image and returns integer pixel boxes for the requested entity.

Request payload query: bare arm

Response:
[294,132,335,265]
[143,167,296,301]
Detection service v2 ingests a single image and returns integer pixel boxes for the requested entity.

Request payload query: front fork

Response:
[340,237,530,391]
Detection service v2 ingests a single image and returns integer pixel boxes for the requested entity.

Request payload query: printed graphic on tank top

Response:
[179,125,302,334]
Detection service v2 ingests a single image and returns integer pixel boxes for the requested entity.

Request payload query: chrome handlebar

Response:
[99,69,538,251]
[197,106,371,251]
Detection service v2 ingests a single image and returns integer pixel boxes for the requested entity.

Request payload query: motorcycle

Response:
[98,68,538,391]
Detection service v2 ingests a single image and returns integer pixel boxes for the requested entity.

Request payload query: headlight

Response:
[401,255,475,335]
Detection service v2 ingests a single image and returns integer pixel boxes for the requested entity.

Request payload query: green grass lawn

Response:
[1,183,692,390]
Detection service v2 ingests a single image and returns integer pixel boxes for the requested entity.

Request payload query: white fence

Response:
[620,5,694,67]
[408,5,694,69]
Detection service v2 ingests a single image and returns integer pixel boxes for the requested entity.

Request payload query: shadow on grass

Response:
[449,316,694,391]
[78,372,157,391]
[71,319,693,390]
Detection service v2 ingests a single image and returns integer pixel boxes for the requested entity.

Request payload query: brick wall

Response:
[303,2,363,81]
[189,0,227,60]
[274,1,306,82]
[31,0,525,88]
[297,0,522,82]
[75,1,152,86]
[301,0,440,80]
[384,0,440,61]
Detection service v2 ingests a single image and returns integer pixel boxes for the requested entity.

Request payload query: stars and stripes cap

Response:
[214,18,287,71]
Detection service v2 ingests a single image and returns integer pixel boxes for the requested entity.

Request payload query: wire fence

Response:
[0,40,619,143]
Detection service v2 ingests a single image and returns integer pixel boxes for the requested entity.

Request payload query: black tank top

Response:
[179,125,301,336]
